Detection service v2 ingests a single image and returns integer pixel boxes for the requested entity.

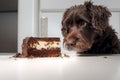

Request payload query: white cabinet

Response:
[40,0,120,10]
[109,12,120,38]
[40,0,120,53]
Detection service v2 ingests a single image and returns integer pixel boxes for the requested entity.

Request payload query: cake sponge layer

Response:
[22,37,61,57]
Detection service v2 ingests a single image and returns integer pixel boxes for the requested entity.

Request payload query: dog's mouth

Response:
[63,38,93,53]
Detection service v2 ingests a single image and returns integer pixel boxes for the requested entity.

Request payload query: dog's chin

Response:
[75,48,89,53]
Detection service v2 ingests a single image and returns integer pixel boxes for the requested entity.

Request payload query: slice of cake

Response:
[21,37,61,57]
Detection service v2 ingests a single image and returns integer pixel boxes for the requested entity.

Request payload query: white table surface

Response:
[0,53,120,80]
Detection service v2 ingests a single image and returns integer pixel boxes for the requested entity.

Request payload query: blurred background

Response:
[0,0,120,53]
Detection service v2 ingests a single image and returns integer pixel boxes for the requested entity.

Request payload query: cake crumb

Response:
[104,56,107,58]
[63,54,70,57]
[13,52,23,58]
[12,52,64,59]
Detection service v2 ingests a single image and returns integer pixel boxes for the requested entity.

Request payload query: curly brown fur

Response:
[61,1,120,54]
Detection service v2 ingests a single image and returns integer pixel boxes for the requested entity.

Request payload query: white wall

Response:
[18,0,39,52]
[40,0,120,10]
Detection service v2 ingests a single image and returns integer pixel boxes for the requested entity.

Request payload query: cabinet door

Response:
[40,0,120,53]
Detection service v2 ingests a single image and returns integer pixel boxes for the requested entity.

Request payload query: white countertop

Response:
[0,53,120,80]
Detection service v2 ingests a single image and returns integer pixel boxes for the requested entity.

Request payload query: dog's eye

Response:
[86,24,94,30]
[76,20,85,25]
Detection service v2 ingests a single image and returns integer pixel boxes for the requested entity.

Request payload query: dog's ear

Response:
[91,5,111,30]
[84,1,111,30]
[61,8,71,36]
